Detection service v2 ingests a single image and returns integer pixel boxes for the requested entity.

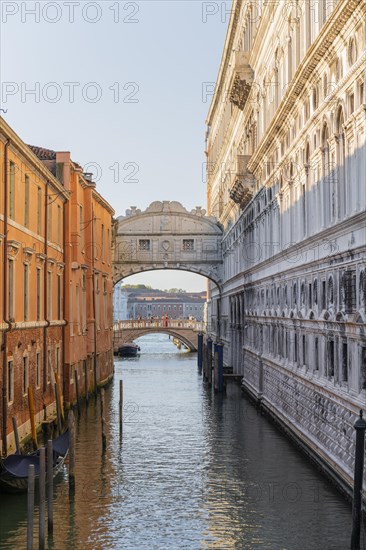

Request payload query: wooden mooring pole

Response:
[74,369,81,414]
[47,440,53,536]
[28,387,38,451]
[101,388,107,451]
[54,383,62,436]
[119,380,123,430]
[39,447,46,550]
[12,416,20,454]
[55,372,64,424]
[27,464,35,550]
[68,410,75,493]
[197,333,203,370]
[351,410,366,550]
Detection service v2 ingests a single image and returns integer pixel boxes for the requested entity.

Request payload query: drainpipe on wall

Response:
[62,197,67,401]
[91,206,98,394]
[43,182,50,395]
[2,139,12,456]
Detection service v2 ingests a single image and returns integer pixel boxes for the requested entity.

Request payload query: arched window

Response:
[335,57,342,83]
[323,72,328,97]
[328,276,334,304]
[322,123,330,225]
[360,271,366,308]
[348,38,357,66]
[312,86,318,110]
[336,107,346,219]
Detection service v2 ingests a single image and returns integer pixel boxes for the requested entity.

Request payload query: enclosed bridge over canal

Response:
[112,201,224,346]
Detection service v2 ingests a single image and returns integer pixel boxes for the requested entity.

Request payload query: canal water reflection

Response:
[0,334,356,549]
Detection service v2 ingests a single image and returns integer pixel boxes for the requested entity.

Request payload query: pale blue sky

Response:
[1,0,230,290]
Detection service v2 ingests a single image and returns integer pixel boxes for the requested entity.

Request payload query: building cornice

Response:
[92,189,115,216]
[247,0,363,174]
[206,0,243,126]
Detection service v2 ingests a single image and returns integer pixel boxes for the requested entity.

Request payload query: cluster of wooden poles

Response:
[26,376,125,549]
[197,334,224,393]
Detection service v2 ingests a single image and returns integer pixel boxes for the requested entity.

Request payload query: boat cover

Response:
[52,430,69,457]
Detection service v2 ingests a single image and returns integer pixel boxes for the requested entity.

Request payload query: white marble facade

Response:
[206,0,366,491]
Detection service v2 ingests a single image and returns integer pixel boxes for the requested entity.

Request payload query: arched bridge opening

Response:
[113,320,205,353]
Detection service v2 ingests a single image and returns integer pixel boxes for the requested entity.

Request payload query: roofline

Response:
[206,0,241,126]
[92,188,115,216]
[0,117,69,200]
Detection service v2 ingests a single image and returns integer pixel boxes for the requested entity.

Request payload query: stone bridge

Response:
[113,319,205,352]
[112,201,223,289]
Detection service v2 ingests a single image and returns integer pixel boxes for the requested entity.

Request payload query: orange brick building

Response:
[0,118,114,455]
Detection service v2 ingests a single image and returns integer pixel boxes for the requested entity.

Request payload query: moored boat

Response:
[0,430,69,493]
[118,343,140,357]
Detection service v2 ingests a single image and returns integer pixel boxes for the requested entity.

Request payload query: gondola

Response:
[0,430,69,493]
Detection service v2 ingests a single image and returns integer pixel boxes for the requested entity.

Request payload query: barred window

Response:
[139,239,150,251]
[182,239,194,251]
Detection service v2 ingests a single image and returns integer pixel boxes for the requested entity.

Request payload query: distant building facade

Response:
[113,283,129,321]
[206,0,366,493]
[0,118,114,455]
[112,286,206,321]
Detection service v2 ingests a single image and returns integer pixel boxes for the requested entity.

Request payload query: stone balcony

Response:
[228,155,255,208]
[229,51,254,111]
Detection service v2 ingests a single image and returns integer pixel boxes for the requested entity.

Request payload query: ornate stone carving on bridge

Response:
[113,201,223,287]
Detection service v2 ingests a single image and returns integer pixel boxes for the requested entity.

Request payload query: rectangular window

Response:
[80,205,84,249]
[315,338,319,372]
[36,268,42,321]
[70,283,74,336]
[342,342,348,382]
[37,187,42,234]
[361,347,366,391]
[327,340,334,377]
[322,281,326,310]
[82,272,87,332]
[7,360,14,402]
[95,275,100,329]
[107,228,110,263]
[302,335,306,366]
[139,239,150,251]
[101,224,105,261]
[103,277,108,327]
[47,200,52,241]
[76,285,80,332]
[57,274,61,320]
[36,352,41,388]
[359,82,364,106]
[47,350,52,384]
[8,260,14,320]
[23,356,29,395]
[57,205,61,245]
[47,271,52,320]
[9,161,15,219]
[24,175,29,227]
[294,333,298,363]
[24,264,29,321]
[349,93,355,114]
[308,284,312,308]
[183,239,194,251]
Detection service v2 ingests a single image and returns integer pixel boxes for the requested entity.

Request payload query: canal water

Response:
[0,334,358,549]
